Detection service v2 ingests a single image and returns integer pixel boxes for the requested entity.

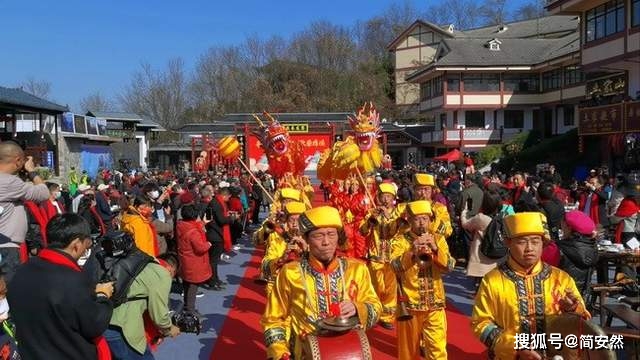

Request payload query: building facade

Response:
[547,0,640,169]
[86,111,164,172]
[389,16,587,156]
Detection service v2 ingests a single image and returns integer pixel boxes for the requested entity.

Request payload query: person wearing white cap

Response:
[95,184,114,230]
[72,184,93,213]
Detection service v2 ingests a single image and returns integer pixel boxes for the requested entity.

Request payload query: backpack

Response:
[96,247,155,307]
[480,212,508,259]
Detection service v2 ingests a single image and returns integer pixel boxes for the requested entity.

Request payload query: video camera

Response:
[101,231,135,257]
[171,310,202,334]
[95,231,136,285]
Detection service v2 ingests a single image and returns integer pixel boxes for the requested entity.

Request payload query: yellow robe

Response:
[471,258,590,360]
[359,206,403,323]
[390,232,455,360]
[261,232,288,296]
[261,255,382,360]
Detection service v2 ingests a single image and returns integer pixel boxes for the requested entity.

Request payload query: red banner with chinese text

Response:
[247,134,332,172]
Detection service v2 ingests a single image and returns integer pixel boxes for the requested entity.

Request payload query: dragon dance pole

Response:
[355,166,375,207]
[237,158,275,203]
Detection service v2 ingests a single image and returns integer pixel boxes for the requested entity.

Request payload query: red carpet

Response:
[210,246,488,359]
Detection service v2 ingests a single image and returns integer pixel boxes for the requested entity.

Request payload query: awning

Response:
[433,148,462,162]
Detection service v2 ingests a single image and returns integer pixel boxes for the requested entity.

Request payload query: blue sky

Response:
[1,0,528,111]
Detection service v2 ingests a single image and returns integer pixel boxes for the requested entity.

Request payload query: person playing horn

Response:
[360,183,403,330]
[260,201,308,297]
[471,212,590,360]
[261,206,382,360]
[391,200,455,360]
[252,188,304,247]
[411,173,453,238]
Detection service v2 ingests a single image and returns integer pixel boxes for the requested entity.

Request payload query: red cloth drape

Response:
[38,249,111,360]
[24,201,48,247]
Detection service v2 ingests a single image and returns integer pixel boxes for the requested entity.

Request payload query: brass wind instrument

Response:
[409,225,432,263]
[282,228,303,263]
[396,273,413,321]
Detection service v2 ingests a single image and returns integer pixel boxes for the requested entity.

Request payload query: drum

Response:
[303,329,373,360]
[545,313,616,360]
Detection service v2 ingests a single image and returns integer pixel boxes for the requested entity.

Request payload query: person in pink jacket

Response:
[176,204,212,313]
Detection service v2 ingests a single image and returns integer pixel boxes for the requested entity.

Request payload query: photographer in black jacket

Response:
[8,214,114,360]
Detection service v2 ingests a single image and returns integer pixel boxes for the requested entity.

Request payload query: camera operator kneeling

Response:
[88,231,180,360]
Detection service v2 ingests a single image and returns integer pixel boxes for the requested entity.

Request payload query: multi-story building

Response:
[388,16,586,156]
[546,0,640,168]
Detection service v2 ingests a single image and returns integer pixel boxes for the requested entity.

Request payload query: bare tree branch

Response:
[19,77,51,99]
[79,92,113,113]
[119,58,188,130]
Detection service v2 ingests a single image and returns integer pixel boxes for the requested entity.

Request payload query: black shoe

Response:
[216,280,228,286]
[379,321,394,330]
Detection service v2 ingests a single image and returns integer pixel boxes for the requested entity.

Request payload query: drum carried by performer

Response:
[261,206,382,360]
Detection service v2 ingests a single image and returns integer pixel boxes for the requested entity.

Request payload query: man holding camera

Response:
[0,142,50,282]
[390,200,455,360]
[96,231,180,359]
[8,214,115,360]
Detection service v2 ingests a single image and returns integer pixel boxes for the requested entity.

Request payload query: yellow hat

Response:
[406,200,433,216]
[378,183,396,196]
[503,212,550,239]
[414,173,435,187]
[280,188,301,201]
[299,206,343,234]
[284,201,306,216]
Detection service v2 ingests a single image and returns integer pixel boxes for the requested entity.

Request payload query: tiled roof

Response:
[405,32,580,81]
[222,112,352,123]
[460,15,579,39]
[86,111,142,122]
[174,123,237,134]
[0,86,68,113]
[437,32,579,66]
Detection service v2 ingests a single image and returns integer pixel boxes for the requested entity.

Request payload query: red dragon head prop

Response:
[252,111,289,156]
[348,102,381,152]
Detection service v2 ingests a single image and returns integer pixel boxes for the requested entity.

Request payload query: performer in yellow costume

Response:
[261,206,382,360]
[260,201,308,297]
[359,183,402,329]
[253,188,303,247]
[411,173,453,238]
[471,212,590,360]
[391,200,455,360]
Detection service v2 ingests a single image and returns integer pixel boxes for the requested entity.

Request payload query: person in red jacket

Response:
[228,187,244,251]
[176,204,212,313]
